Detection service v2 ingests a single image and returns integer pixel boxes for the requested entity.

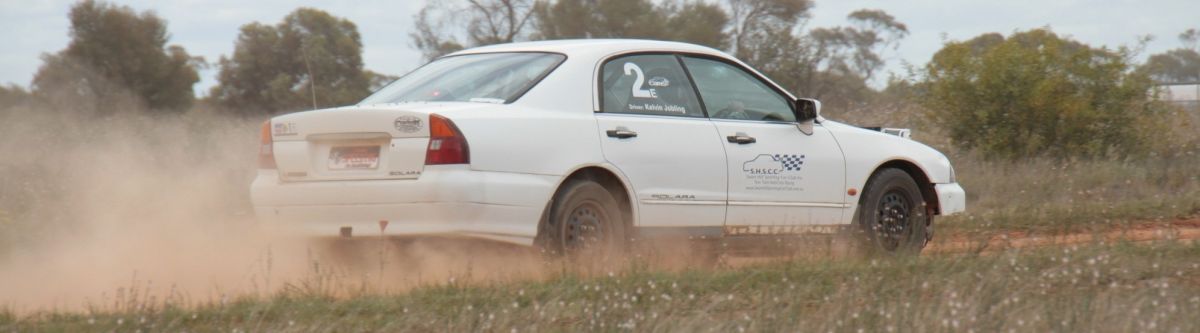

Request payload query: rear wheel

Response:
[855,169,930,255]
[542,180,628,260]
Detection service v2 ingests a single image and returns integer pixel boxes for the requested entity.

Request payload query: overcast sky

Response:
[1,0,1196,95]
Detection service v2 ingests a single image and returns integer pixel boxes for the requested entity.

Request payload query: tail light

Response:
[425,114,469,165]
[258,120,276,169]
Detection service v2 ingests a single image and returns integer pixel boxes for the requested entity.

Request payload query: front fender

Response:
[822,120,959,219]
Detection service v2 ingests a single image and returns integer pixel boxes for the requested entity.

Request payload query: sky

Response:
[0,0,1197,95]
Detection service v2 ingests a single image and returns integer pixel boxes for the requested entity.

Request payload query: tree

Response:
[211,8,370,115]
[412,0,729,61]
[412,0,536,61]
[1140,28,1200,83]
[533,0,662,40]
[810,9,907,82]
[30,0,201,114]
[1143,49,1200,83]
[659,1,731,50]
[365,70,398,92]
[0,84,31,111]
[411,6,467,61]
[727,0,812,59]
[1182,28,1199,51]
[921,29,1159,159]
[533,0,728,48]
[465,0,537,45]
[725,4,907,109]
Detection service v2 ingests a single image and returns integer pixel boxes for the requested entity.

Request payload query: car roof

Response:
[449,39,728,58]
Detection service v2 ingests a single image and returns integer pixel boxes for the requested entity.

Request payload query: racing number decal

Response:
[616,59,686,115]
[624,62,658,98]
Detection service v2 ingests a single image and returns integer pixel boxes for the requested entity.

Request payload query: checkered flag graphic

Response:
[773,154,805,171]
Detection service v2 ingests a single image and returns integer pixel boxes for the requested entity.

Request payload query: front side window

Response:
[359,52,564,105]
[682,57,795,122]
[600,54,704,117]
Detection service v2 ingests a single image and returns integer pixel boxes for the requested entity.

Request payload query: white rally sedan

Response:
[251,39,966,255]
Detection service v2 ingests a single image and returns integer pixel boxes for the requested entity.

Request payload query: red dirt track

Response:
[927,218,1200,254]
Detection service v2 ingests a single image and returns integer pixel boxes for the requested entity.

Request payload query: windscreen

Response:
[359,52,565,105]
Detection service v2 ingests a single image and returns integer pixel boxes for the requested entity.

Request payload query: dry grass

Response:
[939,154,1200,237]
[831,101,1200,236]
[3,242,1199,332]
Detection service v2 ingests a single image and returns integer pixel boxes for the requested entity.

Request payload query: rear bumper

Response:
[934,182,966,215]
[250,165,558,245]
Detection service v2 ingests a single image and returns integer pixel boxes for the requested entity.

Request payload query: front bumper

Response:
[250,165,558,245]
[934,182,966,215]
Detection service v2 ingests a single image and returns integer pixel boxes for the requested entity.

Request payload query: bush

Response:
[919,29,1164,159]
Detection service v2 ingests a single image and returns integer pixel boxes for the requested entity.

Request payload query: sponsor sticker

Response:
[468,97,506,104]
[273,122,297,136]
[742,154,806,191]
[647,76,670,87]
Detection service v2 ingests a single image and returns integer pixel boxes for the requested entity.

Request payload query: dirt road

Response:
[927,218,1200,254]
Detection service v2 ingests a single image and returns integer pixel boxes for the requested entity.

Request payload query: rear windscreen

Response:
[359,52,565,105]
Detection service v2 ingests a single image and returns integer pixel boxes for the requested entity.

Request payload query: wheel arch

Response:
[868,159,940,215]
[535,164,636,246]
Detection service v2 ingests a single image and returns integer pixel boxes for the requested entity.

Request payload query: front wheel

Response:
[855,169,930,255]
[541,180,628,260]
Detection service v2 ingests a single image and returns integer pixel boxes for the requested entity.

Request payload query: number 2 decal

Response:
[624,62,658,98]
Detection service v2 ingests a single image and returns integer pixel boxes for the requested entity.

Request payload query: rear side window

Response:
[600,54,704,118]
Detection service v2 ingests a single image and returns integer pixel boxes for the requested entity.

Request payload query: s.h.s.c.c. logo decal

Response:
[742,154,805,191]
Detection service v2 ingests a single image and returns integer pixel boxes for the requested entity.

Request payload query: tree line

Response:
[0,0,1196,159]
[414,0,910,109]
[413,0,1199,159]
[1,0,387,116]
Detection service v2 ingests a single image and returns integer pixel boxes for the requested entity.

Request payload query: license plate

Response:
[328,146,380,170]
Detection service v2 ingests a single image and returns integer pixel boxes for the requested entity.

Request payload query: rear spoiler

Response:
[861,127,912,139]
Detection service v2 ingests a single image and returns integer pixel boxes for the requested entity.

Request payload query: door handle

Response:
[606,127,638,139]
[727,133,756,144]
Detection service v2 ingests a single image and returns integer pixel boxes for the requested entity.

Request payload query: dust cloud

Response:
[0,106,555,314]
[0,99,732,314]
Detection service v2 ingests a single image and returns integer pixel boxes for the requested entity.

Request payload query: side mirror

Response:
[795,98,821,122]
[794,98,820,136]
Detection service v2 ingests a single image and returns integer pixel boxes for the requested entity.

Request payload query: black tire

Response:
[542,180,628,259]
[854,168,930,255]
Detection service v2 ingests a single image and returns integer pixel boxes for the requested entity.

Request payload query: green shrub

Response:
[920,29,1165,159]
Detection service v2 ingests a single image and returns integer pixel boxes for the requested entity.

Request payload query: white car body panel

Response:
[595,113,727,227]
[250,39,966,246]
[252,165,553,244]
[715,120,847,227]
[821,120,962,219]
[935,183,967,215]
[444,105,603,176]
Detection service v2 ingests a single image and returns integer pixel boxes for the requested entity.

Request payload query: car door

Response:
[594,54,727,228]
[680,56,847,231]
